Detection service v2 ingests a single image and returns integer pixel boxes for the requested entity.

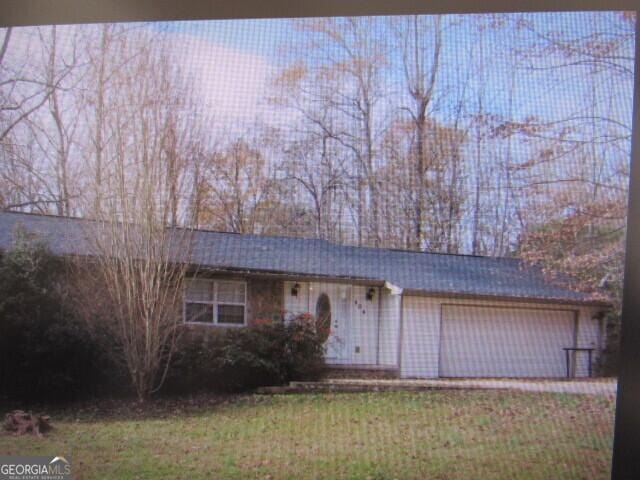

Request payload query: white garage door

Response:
[440,305,576,378]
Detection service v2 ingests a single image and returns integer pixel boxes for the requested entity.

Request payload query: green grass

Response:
[0,390,615,479]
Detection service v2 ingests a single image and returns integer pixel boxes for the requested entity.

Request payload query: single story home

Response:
[0,211,608,379]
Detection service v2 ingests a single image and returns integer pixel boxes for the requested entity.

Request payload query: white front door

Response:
[310,283,351,363]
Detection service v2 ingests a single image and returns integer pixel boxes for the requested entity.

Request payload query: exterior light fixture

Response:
[366,288,375,301]
[291,283,300,297]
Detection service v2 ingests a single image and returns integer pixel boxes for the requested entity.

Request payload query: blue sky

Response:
[6,12,628,161]
[149,11,634,135]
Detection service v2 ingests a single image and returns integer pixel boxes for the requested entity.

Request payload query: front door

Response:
[310,283,351,363]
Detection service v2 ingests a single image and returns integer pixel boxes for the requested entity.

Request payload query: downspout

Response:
[376,287,382,365]
[396,294,405,378]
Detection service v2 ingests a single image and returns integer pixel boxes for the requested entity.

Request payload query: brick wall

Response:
[246,277,284,325]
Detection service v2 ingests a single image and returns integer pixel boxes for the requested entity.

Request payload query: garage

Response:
[439,304,576,378]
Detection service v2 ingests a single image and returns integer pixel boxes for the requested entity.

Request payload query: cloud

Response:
[167,30,277,128]
[2,23,304,137]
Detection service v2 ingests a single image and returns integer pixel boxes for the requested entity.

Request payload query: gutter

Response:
[400,288,611,309]
[190,265,386,287]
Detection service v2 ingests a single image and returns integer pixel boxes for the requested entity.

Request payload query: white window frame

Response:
[184,278,247,327]
[215,280,248,326]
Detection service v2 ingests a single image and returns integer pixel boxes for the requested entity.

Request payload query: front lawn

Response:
[0,390,614,479]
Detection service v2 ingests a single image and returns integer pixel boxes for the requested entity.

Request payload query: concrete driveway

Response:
[404,378,618,396]
[286,378,618,396]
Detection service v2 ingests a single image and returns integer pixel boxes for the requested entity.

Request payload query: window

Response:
[217,304,245,325]
[184,279,246,326]
[216,281,246,325]
[185,302,214,324]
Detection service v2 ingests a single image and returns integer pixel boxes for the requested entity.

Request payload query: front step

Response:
[322,366,399,380]
[255,382,380,395]
[255,379,465,394]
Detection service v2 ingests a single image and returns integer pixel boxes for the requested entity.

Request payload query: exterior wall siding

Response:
[350,286,379,365]
[283,281,310,317]
[400,297,442,378]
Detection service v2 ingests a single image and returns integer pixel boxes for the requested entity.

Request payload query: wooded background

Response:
[0,12,634,308]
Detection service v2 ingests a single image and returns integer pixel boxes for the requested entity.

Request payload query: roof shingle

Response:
[0,211,598,304]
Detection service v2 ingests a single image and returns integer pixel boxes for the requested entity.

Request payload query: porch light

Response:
[291,283,300,297]
[366,288,375,301]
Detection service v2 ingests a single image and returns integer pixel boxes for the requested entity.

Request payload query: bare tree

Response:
[279,128,347,240]
[25,26,81,216]
[71,26,205,401]
[395,15,442,250]
[0,26,77,212]
[78,181,194,402]
[200,136,279,234]
[0,27,63,143]
[85,24,111,215]
[278,18,390,247]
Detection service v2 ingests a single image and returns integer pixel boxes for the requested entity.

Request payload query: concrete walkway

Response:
[259,378,618,396]
[322,378,618,396]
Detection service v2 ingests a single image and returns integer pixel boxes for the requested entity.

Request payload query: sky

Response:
[3,11,632,136]
[1,11,634,181]
[143,11,633,133]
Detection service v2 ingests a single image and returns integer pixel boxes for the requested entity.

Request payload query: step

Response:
[256,380,460,394]
[290,381,441,392]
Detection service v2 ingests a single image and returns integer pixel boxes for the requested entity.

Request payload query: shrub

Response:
[0,230,104,403]
[596,310,620,376]
[164,327,225,393]
[165,313,325,393]
[280,313,327,382]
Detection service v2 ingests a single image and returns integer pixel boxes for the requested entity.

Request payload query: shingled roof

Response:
[0,211,601,305]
